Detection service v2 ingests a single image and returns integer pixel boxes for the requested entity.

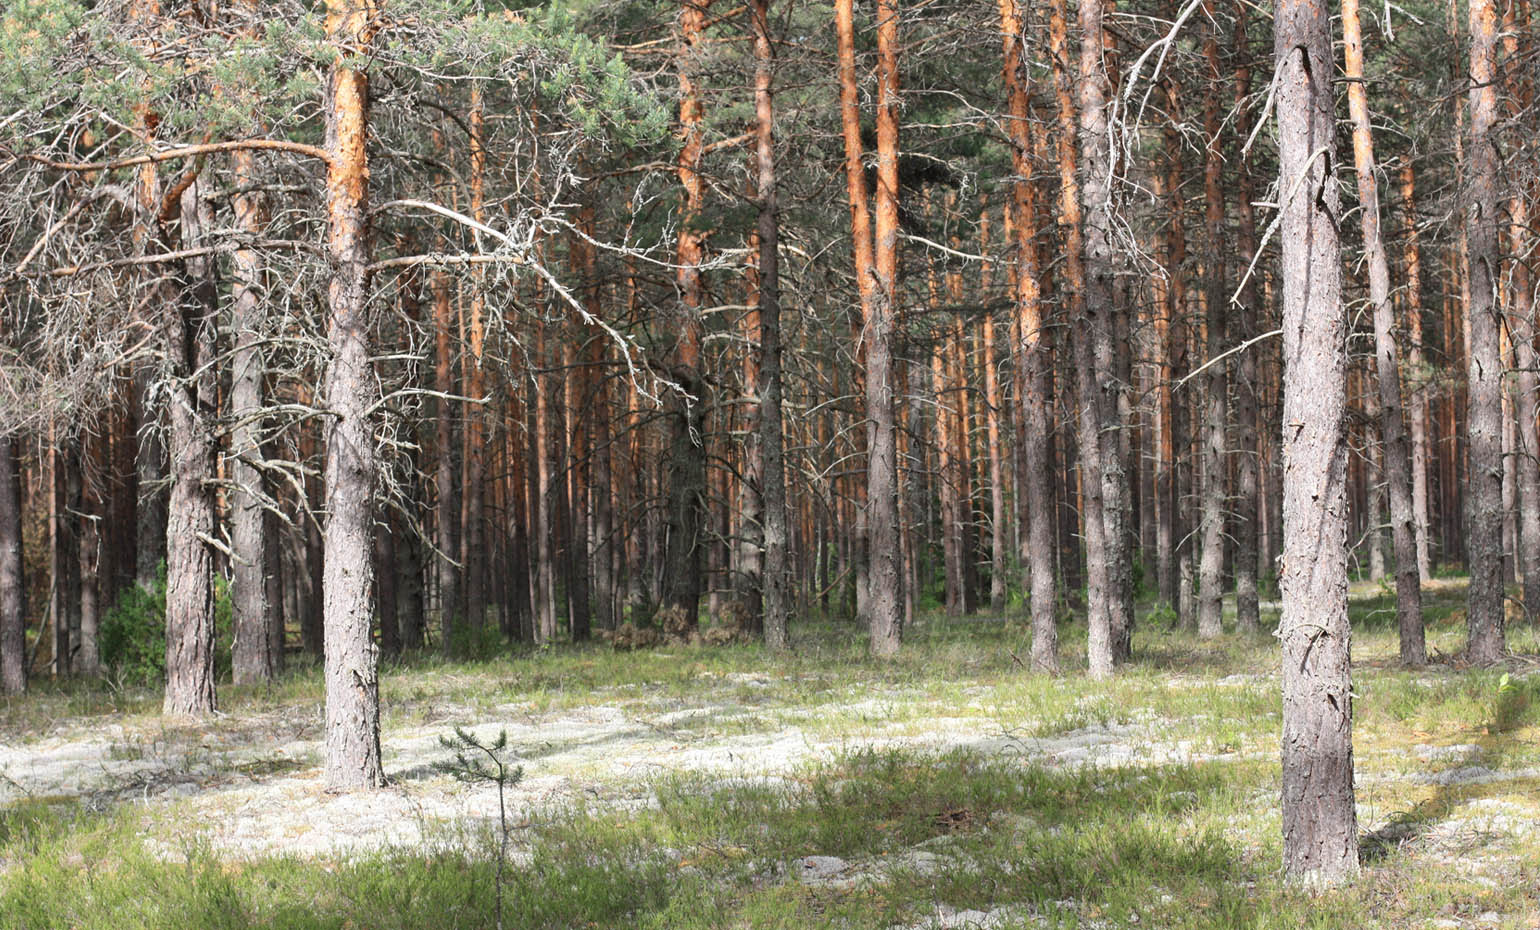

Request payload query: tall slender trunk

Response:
[565,339,592,642]
[998,3,1057,665]
[753,0,791,652]
[1049,0,1112,675]
[321,0,385,789]
[1399,163,1433,584]
[1231,3,1261,633]
[1501,0,1540,621]
[575,203,615,633]
[835,0,901,654]
[230,136,275,683]
[661,0,712,630]
[867,0,904,655]
[463,84,488,632]
[534,321,558,642]
[432,268,459,648]
[0,437,21,693]
[1196,0,1227,640]
[1465,0,1506,664]
[76,435,101,677]
[1343,0,1423,664]
[980,209,1008,613]
[1161,89,1191,621]
[163,179,219,717]
[1275,0,1356,884]
[265,503,286,668]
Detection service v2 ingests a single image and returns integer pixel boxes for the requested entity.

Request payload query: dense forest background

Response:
[0,0,1534,890]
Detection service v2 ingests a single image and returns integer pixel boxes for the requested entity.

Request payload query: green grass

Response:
[3,577,1540,928]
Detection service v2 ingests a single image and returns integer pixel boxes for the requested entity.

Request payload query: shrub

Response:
[98,565,235,687]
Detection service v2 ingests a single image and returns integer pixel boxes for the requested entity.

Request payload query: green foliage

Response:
[443,621,508,661]
[98,571,168,688]
[433,726,523,789]
[389,1,669,148]
[1145,601,1179,629]
[0,0,86,117]
[98,565,234,688]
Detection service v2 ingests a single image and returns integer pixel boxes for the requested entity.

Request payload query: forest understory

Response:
[1,577,1538,930]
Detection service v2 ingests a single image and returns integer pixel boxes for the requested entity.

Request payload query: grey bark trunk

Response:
[134,367,167,590]
[230,149,275,685]
[1079,0,1132,666]
[162,183,220,718]
[1465,0,1506,665]
[753,0,791,653]
[265,505,286,670]
[1197,9,1227,640]
[1232,10,1262,635]
[76,440,101,677]
[1343,0,1424,663]
[320,40,385,789]
[0,437,22,694]
[1275,0,1357,884]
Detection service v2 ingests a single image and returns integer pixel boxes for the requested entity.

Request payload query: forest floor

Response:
[1,577,1540,929]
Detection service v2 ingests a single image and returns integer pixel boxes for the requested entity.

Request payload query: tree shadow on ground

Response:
[1360,679,1537,864]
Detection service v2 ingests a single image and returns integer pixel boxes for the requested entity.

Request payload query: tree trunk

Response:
[1465,0,1506,664]
[320,0,385,789]
[265,503,286,669]
[376,515,398,657]
[463,85,488,633]
[1231,6,1261,634]
[1500,1,1540,623]
[660,0,713,632]
[0,437,22,694]
[1399,163,1434,584]
[866,0,904,656]
[980,210,1008,613]
[1196,1,1227,640]
[753,0,791,652]
[432,267,460,649]
[1049,0,1112,675]
[1000,0,1057,669]
[534,321,558,642]
[1275,0,1357,884]
[163,180,220,718]
[1343,0,1424,664]
[836,0,901,654]
[76,435,101,677]
[230,140,276,684]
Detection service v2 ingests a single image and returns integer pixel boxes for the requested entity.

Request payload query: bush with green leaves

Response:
[99,565,235,687]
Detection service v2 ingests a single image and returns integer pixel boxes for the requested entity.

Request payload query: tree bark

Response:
[1398,163,1434,585]
[321,0,385,789]
[835,0,901,654]
[462,83,488,633]
[0,437,22,694]
[1465,0,1506,664]
[1231,4,1262,634]
[1500,1,1540,623]
[979,208,1008,613]
[1000,0,1057,669]
[1196,1,1227,640]
[1343,0,1424,664]
[229,138,276,684]
[752,0,791,652]
[432,267,460,649]
[1275,0,1357,884]
[1049,0,1113,675]
[162,180,220,718]
[76,434,101,677]
[660,0,713,632]
[866,0,904,656]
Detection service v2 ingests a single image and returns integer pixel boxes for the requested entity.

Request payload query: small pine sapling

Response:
[435,728,523,930]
